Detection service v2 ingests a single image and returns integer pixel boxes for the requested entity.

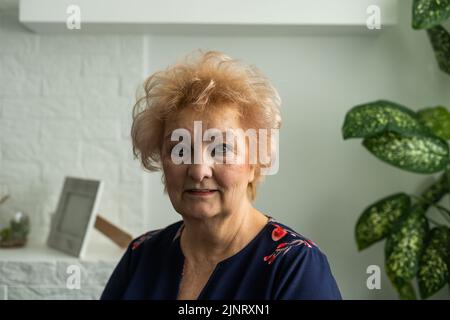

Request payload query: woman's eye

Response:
[168,145,187,158]
[212,144,231,157]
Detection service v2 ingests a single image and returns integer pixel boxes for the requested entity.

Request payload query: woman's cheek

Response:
[162,161,185,191]
[216,164,250,188]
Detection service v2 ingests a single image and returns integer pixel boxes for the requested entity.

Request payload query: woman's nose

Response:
[187,163,213,182]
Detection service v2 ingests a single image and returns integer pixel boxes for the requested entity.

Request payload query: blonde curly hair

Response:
[131,49,282,201]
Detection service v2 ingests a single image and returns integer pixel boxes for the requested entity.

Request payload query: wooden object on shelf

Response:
[94,215,133,249]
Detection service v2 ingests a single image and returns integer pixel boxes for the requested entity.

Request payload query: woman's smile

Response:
[185,189,219,197]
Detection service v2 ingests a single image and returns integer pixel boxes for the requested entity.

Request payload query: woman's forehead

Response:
[164,106,242,134]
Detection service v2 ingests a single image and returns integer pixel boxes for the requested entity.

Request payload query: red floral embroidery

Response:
[132,237,147,250]
[276,242,287,249]
[271,224,287,241]
[131,229,162,250]
[264,254,276,264]
[263,222,316,265]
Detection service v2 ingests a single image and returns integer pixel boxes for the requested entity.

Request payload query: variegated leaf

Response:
[397,281,418,300]
[418,171,449,211]
[412,0,450,29]
[427,25,450,74]
[342,100,428,140]
[418,226,450,299]
[355,193,411,251]
[362,131,449,174]
[417,106,450,140]
[385,204,428,299]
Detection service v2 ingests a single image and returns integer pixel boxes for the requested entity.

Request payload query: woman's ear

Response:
[248,164,256,183]
[161,172,169,194]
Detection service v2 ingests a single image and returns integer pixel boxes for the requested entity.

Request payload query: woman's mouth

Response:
[185,189,218,197]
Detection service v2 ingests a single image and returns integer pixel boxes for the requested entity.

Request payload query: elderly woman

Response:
[101,50,342,300]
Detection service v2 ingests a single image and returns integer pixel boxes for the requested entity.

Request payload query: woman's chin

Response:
[179,208,220,220]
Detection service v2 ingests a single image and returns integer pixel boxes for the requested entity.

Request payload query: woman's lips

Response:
[185,189,218,197]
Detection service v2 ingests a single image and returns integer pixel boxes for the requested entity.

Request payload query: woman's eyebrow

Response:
[164,131,191,141]
[164,130,235,141]
[164,133,173,140]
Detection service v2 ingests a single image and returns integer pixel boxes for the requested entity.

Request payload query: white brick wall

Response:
[0,9,147,240]
[0,261,116,299]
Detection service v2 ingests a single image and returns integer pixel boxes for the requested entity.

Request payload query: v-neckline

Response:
[173,215,273,300]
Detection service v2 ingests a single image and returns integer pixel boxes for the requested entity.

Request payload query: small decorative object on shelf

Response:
[0,211,30,248]
[0,184,30,248]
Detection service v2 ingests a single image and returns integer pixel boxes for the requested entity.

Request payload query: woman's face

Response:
[161,106,255,220]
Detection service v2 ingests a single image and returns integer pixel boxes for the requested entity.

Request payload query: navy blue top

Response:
[100,216,342,300]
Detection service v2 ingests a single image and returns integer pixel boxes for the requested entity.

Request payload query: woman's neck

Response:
[180,205,268,268]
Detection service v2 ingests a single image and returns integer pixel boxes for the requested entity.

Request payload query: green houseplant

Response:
[342,100,450,299]
[340,1,450,299]
[413,0,450,75]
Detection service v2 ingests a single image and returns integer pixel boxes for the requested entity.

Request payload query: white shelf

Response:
[19,0,398,34]
[0,229,125,262]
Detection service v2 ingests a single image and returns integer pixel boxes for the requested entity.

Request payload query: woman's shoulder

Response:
[129,220,184,251]
[264,217,342,299]
[263,217,324,265]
